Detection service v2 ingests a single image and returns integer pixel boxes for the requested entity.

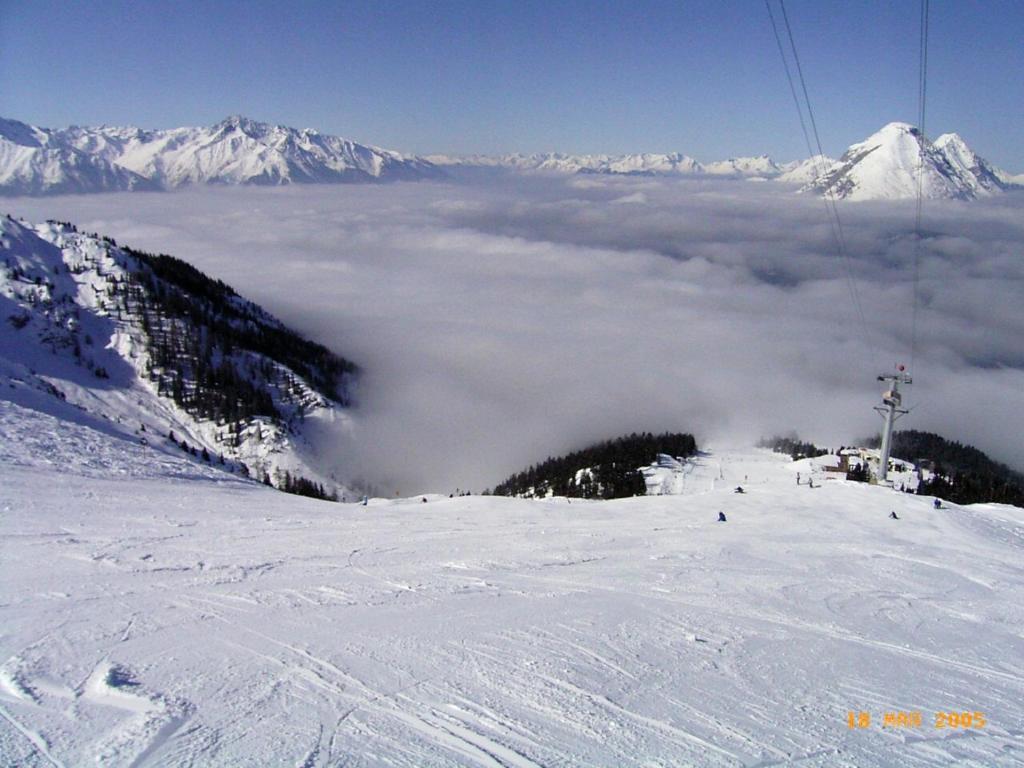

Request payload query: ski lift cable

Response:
[767,0,879,367]
[778,0,872,352]
[910,0,930,378]
[764,2,818,188]
[764,1,840,248]
[764,1,847,305]
[765,1,858,336]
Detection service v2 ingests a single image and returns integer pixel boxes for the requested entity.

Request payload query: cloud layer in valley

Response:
[7,176,1024,493]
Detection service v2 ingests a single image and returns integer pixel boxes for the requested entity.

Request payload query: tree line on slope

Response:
[870,430,1024,507]
[490,432,698,499]
[89,232,354,502]
[92,241,353,428]
[123,245,357,403]
[118,246,356,502]
[757,435,830,461]
[267,468,339,503]
[8,222,350,502]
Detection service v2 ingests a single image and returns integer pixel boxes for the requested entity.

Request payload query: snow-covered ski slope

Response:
[2,404,1023,766]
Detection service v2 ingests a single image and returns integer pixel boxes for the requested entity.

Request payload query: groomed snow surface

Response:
[2,401,1023,766]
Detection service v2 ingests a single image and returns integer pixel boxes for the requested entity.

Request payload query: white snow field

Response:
[2,403,1024,766]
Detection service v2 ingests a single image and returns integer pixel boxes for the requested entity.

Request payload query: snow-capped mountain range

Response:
[0,118,158,195]
[2,115,1019,201]
[0,115,444,195]
[426,151,790,178]
[0,214,355,495]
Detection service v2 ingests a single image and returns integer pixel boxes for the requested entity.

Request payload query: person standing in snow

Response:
[718,511,727,522]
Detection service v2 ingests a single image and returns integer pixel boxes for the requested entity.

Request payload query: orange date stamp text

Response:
[847,710,986,730]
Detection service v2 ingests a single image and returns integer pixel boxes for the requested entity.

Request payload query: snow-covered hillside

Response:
[0,116,444,194]
[801,122,1013,201]
[2,410,1022,765]
[0,214,354,495]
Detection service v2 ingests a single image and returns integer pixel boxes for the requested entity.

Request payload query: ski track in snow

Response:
[2,403,1024,765]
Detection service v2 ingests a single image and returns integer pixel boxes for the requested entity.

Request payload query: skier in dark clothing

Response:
[718,511,727,522]
[933,498,942,509]
[890,510,899,519]
[734,486,745,494]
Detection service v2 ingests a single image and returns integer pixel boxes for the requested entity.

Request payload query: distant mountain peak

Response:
[214,114,276,139]
[800,122,1010,201]
[876,121,917,135]
[934,131,966,146]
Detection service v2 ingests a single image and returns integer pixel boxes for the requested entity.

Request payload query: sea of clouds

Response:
[7,175,1023,493]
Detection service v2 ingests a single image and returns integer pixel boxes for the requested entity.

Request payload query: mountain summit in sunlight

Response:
[800,122,1016,201]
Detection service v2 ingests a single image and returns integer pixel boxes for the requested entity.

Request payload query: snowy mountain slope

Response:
[2,431,1022,766]
[995,168,1024,187]
[0,214,355,495]
[802,122,1009,201]
[934,132,1012,195]
[777,154,839,184]
[0,116,445,194]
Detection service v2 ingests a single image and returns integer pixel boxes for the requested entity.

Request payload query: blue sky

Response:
[1,0,1021,168]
